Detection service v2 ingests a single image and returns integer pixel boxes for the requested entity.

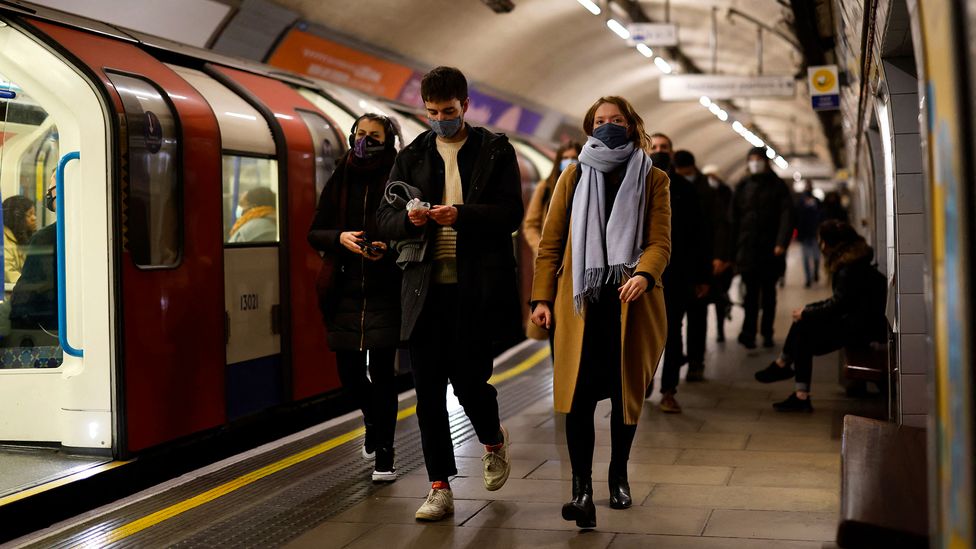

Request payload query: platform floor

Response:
[0,447,108,499]
[14,248,883,548]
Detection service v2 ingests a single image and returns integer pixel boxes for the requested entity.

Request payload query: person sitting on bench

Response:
[754,220,887,412]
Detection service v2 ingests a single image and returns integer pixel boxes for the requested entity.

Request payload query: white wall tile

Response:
[891,94,921,135]
[900,374,929,414]
[896,173,925,214]
[899,334,929,375]
[898,294,928,334]
[894,133,923,174]
[897,213,926,254]
[897,253,926,294]
[884,59,919,95]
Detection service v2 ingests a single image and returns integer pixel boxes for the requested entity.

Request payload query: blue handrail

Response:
[56,151,83,358]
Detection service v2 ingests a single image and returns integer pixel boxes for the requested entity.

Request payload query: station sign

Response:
[626,23,678,46]
[808,64,840,110]
[659,74,796,101]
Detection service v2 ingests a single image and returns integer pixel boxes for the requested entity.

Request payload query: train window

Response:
[107,72,181,268]
[295,110,342,199]
[223,155,279,244]
[296,88,357,145]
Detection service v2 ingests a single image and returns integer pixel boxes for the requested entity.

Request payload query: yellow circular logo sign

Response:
[812,69,836,93]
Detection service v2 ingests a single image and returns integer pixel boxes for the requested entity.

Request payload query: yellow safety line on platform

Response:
[95,345,550,545]
[0,460,131,507]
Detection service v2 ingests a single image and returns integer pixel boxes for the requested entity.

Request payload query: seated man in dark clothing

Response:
[754,220,887,412]
[10,182,58,336]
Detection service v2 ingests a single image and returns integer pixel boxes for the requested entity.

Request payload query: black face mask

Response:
[650,152,671,173]
[352,136,386,160]
[45,191,56,213]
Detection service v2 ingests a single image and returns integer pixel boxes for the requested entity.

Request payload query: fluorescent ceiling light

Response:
[717,109,728,121]
[607,19,630,39]
[577,0,601,15]
[699,96,711,107]
[766,147,776,159]
[708,103,721,116]
[654,57,673,73]
[636,43,654,58]
[774,156,789,169]
[731,121,745,133]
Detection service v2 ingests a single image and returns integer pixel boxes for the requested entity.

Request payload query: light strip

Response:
[577,0,601,15]
[699,96,712,107]
[766,147,776,159]
[717,109,728,121]
[774,155,789,169]
[654,57,673,73]
[607,19,630,39]
[636,43,654,58]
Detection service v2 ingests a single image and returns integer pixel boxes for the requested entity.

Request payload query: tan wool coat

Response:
[531,163,672,425]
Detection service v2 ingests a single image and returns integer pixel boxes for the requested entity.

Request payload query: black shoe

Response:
[562,475,596,528]
[754,362,795,383]
[738,334,757,349]
[773,393,813,412]
[686,363,705,382]
[372,447,397,482]
[762,337,775,348]
[608,467,632,509]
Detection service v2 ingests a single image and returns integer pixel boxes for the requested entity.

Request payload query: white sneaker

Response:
[415,487,454,521]
[362,444,375,461]
[482,425,511,491]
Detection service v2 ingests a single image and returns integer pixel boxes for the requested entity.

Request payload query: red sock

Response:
[432,480,450,490]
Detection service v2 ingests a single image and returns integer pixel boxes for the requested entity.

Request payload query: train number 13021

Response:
[240,293,259,311]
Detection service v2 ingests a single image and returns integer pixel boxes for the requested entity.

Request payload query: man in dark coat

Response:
[701,165,735,342]
[376,67,521,522]
[731,147,794,349]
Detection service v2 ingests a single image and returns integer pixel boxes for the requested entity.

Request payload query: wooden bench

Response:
[837,415,928,548]
[843,342,888,383]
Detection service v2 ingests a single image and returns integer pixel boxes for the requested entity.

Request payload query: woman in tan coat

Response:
[523,141,581,340]
[530,96,671,529]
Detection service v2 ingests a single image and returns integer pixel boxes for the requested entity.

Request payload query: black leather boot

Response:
[608,467,632,509]
[561,475,596,528]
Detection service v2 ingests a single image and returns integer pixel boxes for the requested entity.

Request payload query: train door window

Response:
[295,109,342,199]
[223,155,279,244]
[296,88,356,146]
[106,73,181,267]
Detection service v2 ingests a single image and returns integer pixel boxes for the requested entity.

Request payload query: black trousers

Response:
[410,284,502,482]
[783,317,849,391]
[565,286,637,478]
[662,283,693,393]
[686,296,708,366]
[336,347,398,451]
[741,270,780,341]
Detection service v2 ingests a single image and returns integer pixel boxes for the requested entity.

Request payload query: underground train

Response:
[0,4,554,466]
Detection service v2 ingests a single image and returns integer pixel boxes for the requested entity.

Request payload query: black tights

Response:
[565,390,638,479]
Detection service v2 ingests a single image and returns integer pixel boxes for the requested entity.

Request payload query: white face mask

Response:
[747,160,764,175]
[235,205,244,218]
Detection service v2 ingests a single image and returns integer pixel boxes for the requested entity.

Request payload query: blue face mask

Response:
[559,158,577,171]
[593,122,629,149]
[429,116,463,139]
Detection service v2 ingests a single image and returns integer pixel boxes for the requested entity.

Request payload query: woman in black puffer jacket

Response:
[753,220,887,412]
[308,113,402,482]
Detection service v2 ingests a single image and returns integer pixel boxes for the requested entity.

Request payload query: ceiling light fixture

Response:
[654,57,672,73]
[774,156,789,169]
[577,0,601,15]
[699,96,712,107]
[636,43,654,58]
[607,19,630,39]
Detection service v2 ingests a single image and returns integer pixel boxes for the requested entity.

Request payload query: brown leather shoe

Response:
[660,392,682,414]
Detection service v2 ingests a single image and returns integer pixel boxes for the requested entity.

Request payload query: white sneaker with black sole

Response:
[372,447,397,483]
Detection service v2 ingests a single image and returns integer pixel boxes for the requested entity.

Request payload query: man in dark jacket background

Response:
[794,181,823,288]
[376,66,521,522]
[731,147,794,349]
[701,165,735,342]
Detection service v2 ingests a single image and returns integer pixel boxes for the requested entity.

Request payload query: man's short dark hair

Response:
[673,150,696,168]
[421,66,468,103]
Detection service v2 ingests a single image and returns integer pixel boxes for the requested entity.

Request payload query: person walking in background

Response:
[795,181,823,288]
[754,221,887,411]
[700,165,734,342]
[523,141,582,341]
[3,195,37,284]
[377,66,520,522]
[308,113,402,484]
[656,150,710,411]
[531,96,670,528]
[821,190,849,224]
[731,147,794,349]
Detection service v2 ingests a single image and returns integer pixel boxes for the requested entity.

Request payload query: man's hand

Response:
[774,245,786,257]
[408,208,429,227]
[428,205,458,226]
[531,302,553,329]
[339,231,365,254]
[712,259,731,276]
[619,276,649,303]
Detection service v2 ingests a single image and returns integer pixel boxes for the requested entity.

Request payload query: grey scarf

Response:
[571,136,651,312]
[383,181,428,268]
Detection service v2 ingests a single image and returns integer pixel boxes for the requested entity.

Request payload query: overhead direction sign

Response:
[659,74,796,101]
[808,64,840,110]
[626,23,678,46]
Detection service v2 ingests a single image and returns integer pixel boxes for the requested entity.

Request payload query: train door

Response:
[168,65,283,419]
[0,20,114,461]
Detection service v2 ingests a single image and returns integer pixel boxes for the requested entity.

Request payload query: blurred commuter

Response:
[3,195,37,284]
[731,147,793,349]
[10,180,57,334]
[649,133,674,158]
[821,191,849,224]
[229,187,277,243]
[376,67,521,522]
[754,221,887,411]
[674,151,731,382]
[795,182,823,288]
[523,141,581,341]
[701,165,734,342]
[530,96,670,528]
[656,150,709,411]
[308,113,401,483]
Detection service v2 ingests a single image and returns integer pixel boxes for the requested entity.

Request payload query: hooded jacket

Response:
[803,239,888,342]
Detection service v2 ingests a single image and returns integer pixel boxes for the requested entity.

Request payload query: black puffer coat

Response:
[308,150,401,351]
[730,171,794,275]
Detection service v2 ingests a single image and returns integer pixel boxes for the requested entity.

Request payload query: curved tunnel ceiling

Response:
[278,0,832,181]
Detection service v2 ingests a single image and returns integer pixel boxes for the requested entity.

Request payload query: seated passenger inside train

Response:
[228,187,277,243]
[3,194,37,284]
[753,220,887,412]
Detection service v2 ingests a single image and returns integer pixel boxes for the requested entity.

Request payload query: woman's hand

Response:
[530,302,553,330]
[792,308,804,321]
[340,231,365,254]
[619,275,649,303]
[363,241,388,261]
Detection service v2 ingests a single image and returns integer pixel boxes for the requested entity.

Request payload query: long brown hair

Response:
[583,96,651,151]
